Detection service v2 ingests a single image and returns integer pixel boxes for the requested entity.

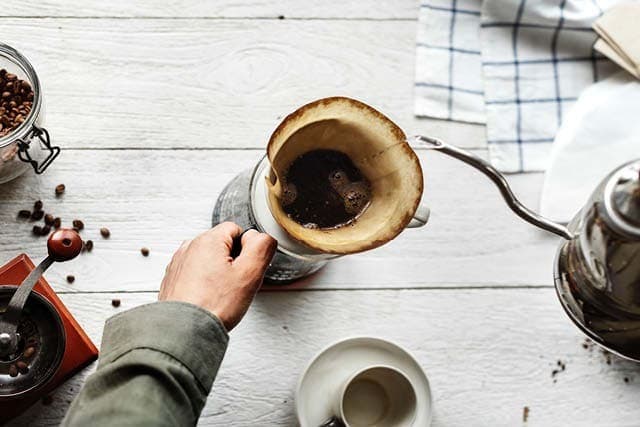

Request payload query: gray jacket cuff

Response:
[99,301,229,392]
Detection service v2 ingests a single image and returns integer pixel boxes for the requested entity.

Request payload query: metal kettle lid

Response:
[605,160,640,238]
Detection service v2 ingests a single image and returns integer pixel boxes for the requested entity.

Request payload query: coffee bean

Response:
[44,213,54,226]
[32,225,43,236]
[41,225,51,235]
[8,364,18,377]
[111,298,121,308]
[18,210,31,219]
[31,209,44,221]
[141,247,150,257]
[23,346,35,358]
[85,239,94,252]
[16,361,28,374]
[100,227,111,238]
[33,200,43,211]
[66,275,75,284]
[0,70,34,137]
[53,217,61,229]
[55,183,65,196]
[72,219,84,230]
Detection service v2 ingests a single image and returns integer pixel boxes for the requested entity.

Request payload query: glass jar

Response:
[0,43,59,184]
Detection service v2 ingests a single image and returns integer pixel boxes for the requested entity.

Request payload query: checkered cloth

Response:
[415,0,621,172]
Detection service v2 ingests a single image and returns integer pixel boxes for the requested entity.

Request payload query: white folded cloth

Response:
[415,0,620,172]
[540,71,640,223]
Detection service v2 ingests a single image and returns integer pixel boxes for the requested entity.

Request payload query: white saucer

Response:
[295,337,433,427]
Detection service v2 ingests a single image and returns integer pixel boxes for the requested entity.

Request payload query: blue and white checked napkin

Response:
[415,0,621,172]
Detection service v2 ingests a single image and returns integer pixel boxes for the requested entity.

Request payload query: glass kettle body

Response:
[555,160,640,361]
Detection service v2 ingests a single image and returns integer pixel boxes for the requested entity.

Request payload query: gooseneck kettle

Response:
[416,135,640,362]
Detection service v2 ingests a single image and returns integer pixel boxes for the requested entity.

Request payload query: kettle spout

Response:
[414,135,573,240]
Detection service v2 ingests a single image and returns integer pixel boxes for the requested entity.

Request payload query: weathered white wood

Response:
[7,290,640,427]
[2,1,419,19]
[0,149,559,292]
[0,18,484,150]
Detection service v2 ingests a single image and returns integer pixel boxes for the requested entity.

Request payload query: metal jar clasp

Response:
[16,124,60,174]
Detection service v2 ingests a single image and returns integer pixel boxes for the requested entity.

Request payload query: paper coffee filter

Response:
[266,97,423,254]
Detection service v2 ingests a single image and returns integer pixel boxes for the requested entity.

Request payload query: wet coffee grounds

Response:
[281,149,371,229]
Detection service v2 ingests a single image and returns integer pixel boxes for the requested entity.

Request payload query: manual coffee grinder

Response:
[0,229,98,419]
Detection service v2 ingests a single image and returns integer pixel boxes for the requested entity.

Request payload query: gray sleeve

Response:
[63,301,229,427]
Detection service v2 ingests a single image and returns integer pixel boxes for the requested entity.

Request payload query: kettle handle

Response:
[413,135,573,240]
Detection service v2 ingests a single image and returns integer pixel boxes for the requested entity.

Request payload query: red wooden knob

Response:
[47,228,83,262]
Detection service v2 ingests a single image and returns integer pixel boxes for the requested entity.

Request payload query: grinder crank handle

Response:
[0,229,83,357]
[413,135,573,240]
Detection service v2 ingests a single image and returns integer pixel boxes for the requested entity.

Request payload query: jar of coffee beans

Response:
[0,43,59,184]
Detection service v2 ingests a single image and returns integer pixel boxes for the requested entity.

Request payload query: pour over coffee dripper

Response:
[213,97,430,284]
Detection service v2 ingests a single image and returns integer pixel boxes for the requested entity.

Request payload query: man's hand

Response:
[159,222,277,331]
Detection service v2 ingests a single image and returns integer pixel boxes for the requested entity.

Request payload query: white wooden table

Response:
[1,2,639,426]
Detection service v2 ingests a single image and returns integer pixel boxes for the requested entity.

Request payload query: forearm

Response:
[63,301,228,427]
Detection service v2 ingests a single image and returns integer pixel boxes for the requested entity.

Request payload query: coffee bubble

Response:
[328,169,349,191]
[341,182,371,215]
[281,182,298,206]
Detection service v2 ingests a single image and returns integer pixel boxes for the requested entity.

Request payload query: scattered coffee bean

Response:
[72,219,84,230]
[624,377,630,383]
[523,406,530,422]
[55,183,65,196]
[23,346,35,358]
[44,213,54,226]
[66,275,75,283]
[41,395,53,406]
[32,225,43,236]
[100,227,111,238]
[0,69,34,138]
[41,225,51,235]
[33,200,43,211]
[16,361,28,374]
[53,217,61,229]
[141,247,150,257]
[8,364,18,377]
[111,298,121,308]
[31,210,44,221]
[84,239,94,252]
[17,209,31,219]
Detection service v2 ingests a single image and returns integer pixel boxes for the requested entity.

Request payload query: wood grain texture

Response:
[7,290,640,427]
[0,18,484,150]
[1,1,419,19]
[0,149,558,292]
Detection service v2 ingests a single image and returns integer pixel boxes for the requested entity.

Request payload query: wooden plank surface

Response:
[7,290,640,427]
[0,149,559,292]
[1,1,628,426]
[2,1,419,19]
[0,18,484,150]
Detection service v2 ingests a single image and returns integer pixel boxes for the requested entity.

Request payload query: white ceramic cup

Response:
[335,365,417,427]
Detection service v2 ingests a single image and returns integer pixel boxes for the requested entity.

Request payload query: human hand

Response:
[159,222,277,331]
